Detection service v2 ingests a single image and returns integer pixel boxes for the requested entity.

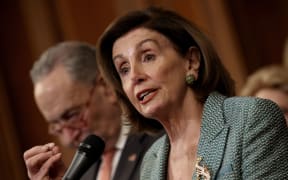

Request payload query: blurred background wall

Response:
[0,0,287,179]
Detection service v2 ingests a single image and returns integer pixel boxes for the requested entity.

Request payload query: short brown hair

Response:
[97,7,235,132]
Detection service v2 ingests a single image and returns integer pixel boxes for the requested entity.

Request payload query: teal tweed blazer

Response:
[140,92,288,180]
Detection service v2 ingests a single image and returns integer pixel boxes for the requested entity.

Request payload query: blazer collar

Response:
[200,92,227,142]
[194,92,229,179]
[150,135,170,180]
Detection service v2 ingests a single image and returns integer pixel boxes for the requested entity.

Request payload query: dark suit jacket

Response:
[81,132,161,180]
[141,92,288,179]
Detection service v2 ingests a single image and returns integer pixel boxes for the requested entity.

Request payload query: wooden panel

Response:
[19,0,61,59]
[0,72,27,180]
[54,0,117,44]
[200,1,247,92]
[0,1,48,179]
[227,0,288,74]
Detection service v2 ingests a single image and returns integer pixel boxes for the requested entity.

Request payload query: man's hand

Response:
[23,143,66,180]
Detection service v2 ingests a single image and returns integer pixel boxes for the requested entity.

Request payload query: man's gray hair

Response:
[30,41,98,85]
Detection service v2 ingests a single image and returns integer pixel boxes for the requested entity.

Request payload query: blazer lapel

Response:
[147,135,169,180]
[194,92,229,180]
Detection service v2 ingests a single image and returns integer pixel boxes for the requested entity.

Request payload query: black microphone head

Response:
[62,135,105,180]
[78,134,105,159]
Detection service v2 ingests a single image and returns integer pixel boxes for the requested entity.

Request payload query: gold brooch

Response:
[195,157,211,180]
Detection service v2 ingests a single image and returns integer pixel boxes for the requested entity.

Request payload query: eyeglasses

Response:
[48,84,96,135]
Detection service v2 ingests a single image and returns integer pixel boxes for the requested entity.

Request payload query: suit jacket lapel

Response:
[194,92,229,180]
[113,134,145,180]
[80,160,101,180]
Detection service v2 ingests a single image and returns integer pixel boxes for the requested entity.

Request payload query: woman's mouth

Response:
[137,89,157,104]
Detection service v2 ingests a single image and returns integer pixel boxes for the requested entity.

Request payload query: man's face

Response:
[34,65,121,148]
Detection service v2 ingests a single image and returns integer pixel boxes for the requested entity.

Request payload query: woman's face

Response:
[112,28,199,119]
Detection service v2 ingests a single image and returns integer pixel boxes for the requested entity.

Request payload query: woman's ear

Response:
[185,46,201,78]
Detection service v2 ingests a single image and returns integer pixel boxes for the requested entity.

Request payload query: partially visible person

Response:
[23,41,162,180]
[240,64,288,124]
[97,7,288,179]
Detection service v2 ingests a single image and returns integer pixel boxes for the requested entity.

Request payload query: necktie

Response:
[98,149,115,180]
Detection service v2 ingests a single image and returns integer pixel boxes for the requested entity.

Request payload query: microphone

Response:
[62,135,105,180]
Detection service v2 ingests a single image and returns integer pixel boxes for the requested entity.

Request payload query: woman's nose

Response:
[130,64,146,84]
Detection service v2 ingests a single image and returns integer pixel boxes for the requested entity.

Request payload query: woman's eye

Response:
[143,54,155,62]
[119,66,130,75]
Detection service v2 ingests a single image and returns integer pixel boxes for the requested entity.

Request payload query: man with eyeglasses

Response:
[23,41,162,180]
